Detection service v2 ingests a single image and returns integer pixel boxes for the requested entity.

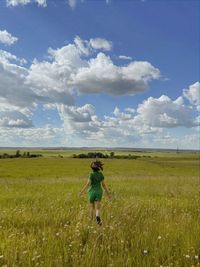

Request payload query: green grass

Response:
[0,152,199,267]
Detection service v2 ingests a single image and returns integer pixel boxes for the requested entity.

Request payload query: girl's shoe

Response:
[96,216,102,225]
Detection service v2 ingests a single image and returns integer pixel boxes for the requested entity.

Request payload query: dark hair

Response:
[90,161,104,171]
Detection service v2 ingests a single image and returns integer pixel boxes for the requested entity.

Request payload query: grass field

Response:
[0,151,199,267]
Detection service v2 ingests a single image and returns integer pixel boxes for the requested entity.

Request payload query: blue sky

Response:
[0,0,199,149]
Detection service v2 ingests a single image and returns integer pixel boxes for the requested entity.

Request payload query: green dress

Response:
[87,171,104,203]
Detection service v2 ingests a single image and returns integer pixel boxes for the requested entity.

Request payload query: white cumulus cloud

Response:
[6,0,47,7]
[26,36,160,97]
[89,38,112,51]
[0,34,162,139]
[0,30,18,46]
[59,104,95,123]
[74,36,90,55]
[0,50,27,65]
[113,107,132,120]
[68,0,77,9]
[71,53,160,95]
[73,36,112,55]
[133,95,195,128]
[119,55,132,60]
[0,110,33,128]
[57,104,100,137]
[183,81,200,106]
[0,57,46,108]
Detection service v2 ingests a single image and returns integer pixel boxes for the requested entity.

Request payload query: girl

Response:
[79,160,111,225]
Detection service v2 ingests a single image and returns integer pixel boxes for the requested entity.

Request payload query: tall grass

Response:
[0,155,199,266]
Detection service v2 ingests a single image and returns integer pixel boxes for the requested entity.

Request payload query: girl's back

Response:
[89,171,104,189]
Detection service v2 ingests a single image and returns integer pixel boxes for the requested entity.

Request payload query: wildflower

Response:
[0,255,3,259]
[56,232,59,236]
[185,255,190,258]
[8,234,14,239]
[143,250,148,254]
[195,255,199,259]
[158,236,162,240]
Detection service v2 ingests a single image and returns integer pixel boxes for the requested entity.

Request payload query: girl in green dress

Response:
[79,160,111,225]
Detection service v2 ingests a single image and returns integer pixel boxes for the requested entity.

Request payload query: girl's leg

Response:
[95,201,101,216]
[89,203,95,222]
[95,201,102,225]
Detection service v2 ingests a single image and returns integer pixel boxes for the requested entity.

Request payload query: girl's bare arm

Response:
[79,179,90,196]
[101,181,111,199]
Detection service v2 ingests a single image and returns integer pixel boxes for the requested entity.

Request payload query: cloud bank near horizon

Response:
[0,32,199,148]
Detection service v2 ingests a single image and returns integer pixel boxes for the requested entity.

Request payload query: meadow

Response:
[0,150,199,267]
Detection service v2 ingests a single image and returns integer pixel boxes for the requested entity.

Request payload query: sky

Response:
[0,0,199,149]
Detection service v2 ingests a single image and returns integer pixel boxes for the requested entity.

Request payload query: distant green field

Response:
[0,152,199,266]
[0,148,199,158]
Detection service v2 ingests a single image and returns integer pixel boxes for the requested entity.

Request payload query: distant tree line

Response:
[73,152,109,159]
[72,152,151,159]
[0,150,43,159]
